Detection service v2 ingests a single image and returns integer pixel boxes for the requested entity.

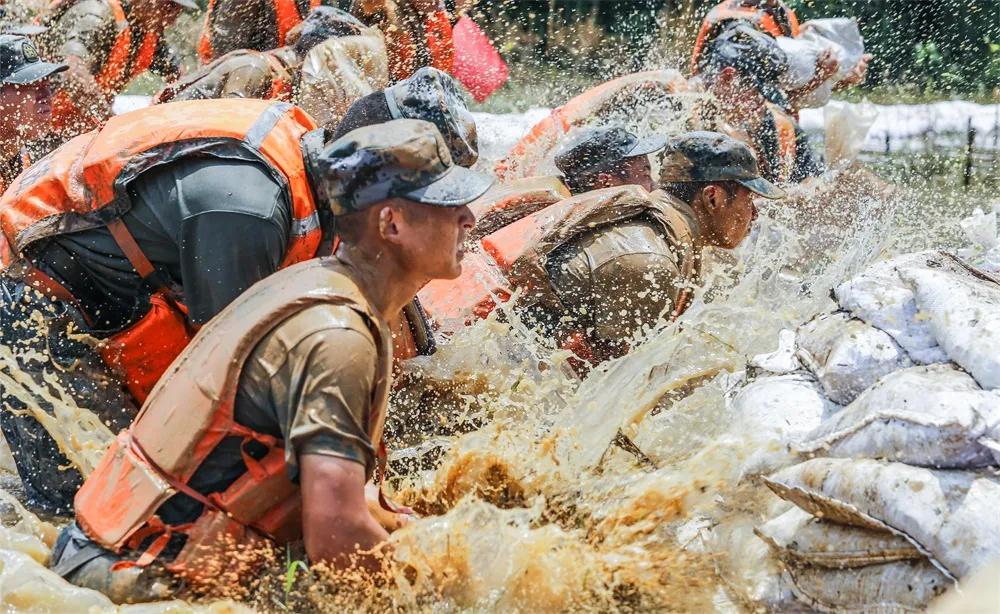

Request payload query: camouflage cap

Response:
[384,67,478,166]
[699,21,790,112]
[554,124,667,178]
[317,119,494,215]
[659,130,785,199]
[0,35,65,85]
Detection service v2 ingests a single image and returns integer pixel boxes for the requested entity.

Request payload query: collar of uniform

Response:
[652,189,702,246]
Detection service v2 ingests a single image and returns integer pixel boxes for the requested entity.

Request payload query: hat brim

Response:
[169,0,199,10]
[626,133,670,158]
[2,24,48,36]
[737,176,786,200]
[403,166,495,207]
[3,60,67,85]
[757,80,791,113]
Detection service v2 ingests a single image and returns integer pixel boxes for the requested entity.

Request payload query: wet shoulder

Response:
[251,303,378,375]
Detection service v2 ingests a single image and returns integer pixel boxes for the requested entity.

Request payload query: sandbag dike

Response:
[736,251,1000,611]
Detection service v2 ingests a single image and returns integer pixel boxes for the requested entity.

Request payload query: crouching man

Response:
[49,119,491,602]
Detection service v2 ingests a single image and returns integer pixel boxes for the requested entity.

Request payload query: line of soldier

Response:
[0,0,866,603]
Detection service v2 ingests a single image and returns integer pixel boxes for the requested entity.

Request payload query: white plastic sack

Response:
[901,264,1000,390]
[764,458,1000,579]
[796,364,1000,468]
[728,373,840,476]
[788,18,865,108]
[785,559,950,614]
[824,100,878,168]
[834,251,948,364]
[0,549,114,612]
[796,312,911,406]
[755,507,922,568]
[776,36,827,91]
[748,329,801,374]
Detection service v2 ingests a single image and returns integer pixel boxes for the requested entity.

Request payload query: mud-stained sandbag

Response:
[796,312,912,406]
[755,507,922,569]
[763,458,1000,579]
[796,365,1000,468]
[834,252,948,365]
[785,559,950,614]
[901,264,1000,390]
[728,373,841,476]
[0,549,114,612]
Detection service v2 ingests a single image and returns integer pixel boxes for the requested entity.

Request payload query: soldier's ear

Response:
[702,184,728,213]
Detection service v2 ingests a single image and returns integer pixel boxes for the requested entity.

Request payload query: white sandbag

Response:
[834,252,948,364]
[748,329,801,374]
[756,507,922,568]
[824,100,878,168]
[901,264,1000,390]
[763,458,1000,579]
[796,364,1000,468]
[786,559,950,614]
[776,36,827,91]
[729,373,841,476]
[796,312,911,406]
[801,18,866,78]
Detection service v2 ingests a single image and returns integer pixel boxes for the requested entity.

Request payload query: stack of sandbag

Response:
[718,252,1000,610]
[743,251,1000,611]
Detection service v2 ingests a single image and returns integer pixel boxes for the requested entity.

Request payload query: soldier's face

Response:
[0,81,52,141]
[391,199,477,281]
[703,183,757,249]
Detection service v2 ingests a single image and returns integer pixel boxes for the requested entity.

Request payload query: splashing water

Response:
[0,102,983,610]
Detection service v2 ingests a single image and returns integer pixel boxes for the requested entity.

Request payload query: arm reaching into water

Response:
[301,454,390,570]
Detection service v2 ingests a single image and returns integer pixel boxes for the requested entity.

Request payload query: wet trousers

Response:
[0,278,136,514]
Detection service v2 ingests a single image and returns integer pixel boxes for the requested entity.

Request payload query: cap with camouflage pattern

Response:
[384,67,478,166]
[554,124,667,179]
[659,130,785,199]
[293,6,365,55]
[698,21,790,112]
[0,34,65,85]
[317,118,494,215]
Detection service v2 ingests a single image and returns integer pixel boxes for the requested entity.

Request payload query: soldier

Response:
[694,22,823,184]
[35,0,196,138]
[553,125,668,195]
[350,0,453,82]
[0,34,66,192]
[155,7,368,108]
[51,120,492,601]
[197,0,335,63]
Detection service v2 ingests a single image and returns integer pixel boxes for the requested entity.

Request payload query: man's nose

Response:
[459,205,476,230]
[750,200,759,221]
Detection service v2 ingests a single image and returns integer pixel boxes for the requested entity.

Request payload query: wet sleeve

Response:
[172,164,291,323]
[56,0,116,71]
[275,314,379,479]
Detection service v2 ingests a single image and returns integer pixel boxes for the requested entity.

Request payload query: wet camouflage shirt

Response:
[157,47,296,103]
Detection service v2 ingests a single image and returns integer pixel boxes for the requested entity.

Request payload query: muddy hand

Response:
[365,482,418,532]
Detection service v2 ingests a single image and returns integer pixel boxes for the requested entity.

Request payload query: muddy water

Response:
[0,108,980,611]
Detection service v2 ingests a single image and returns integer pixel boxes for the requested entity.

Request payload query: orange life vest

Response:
[768,103,798,182]
[197,0,322,63]
[74,258,391,583]
[419,184,697,363]
[364,3,453,82]
[0,99,322,404]
[44,0,163,131]
[495,70,689,182]
[691,0,800,74]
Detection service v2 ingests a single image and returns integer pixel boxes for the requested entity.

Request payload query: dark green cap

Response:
[0,34,65,85]
[699,21,790,112]
[659,130,785,199]
[554,124,667,178]
[317,119,494,215]
[384,67,478,166]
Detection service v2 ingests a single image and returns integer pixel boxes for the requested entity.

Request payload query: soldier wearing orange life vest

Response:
[35,0,195,139]
[419,131,785,369]
[156,7,363,106]
[48,120,491,602]
[693,22,823,184]
[350,0,454,82]
[0,66,479,514]
[0,34,66,194]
